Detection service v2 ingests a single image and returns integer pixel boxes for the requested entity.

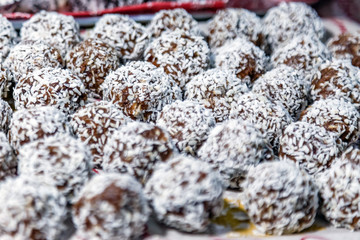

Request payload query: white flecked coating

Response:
[327,32,360,64]
[0,66,12,98]
[0,14,16,62]
[0,132,16,181]
[0,98,12,133]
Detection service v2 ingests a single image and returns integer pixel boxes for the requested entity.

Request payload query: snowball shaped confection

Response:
[185,69,249,122]
[91,14,149,61]
[242,161,318,235]
[73,173,149,240]
[252,66,308,119]
[215,37,267,88]
[145,155,224,232]
[0,132,16,182]
[0,99,12,133]
[101,61,182,122]
[0,176,67,239]
[16,0,67,13]
[156,100,215,155]
[145,29,209,89]
[0,14,16,62]
[0,66,12,99]
[102,121,175,184]
[327,32,360,68]
[70,101,132,167]
[14,67,86,115]
[198,120,274,188]
[66,38,120,98]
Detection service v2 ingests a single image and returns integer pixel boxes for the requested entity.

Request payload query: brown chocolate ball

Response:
[327,32,360,68]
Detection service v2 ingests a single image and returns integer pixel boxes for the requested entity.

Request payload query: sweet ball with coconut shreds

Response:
[0,98,12,133]
[101,61,182,123]
[72,173,150,240]
[145,154,224,233]
[198,119,274,189]
[0,14,16,62]
[0,132,16,182]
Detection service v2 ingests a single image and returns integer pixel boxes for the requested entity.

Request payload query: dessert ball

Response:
[0,132,16,182]
[145,29,209,89]
[156,100,215,155]
[145,155,224,232]
[252,66,308,120]
[91,14,149,61]
[70,100,131,167]
[279,122,340,177]
[66,38,120,98]
[242,161,318,235]
[0,176,67,239]
[263,2,324,50]
[14,67,87,115]
[4,41,63,83]
[8,106,70,153]
[0,66,12,99]
[214,37,267,88]
[207,8,263,49]
[0,14,16,62]
[101,61,182,122]
[300,98,360,148]
[198,120,274,188]
[229,92,292,150]
[73,173,149,240]
[16,0,67,13]
[184,68,249,122]
[147,8,200,39]
[102,121,175,184]
[0,99,12,133]
[327,32,360,68]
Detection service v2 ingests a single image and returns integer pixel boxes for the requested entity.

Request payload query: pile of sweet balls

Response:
[0,2,359,239]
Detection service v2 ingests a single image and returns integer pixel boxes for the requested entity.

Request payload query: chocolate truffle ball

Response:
[0,132,16,181]
[0,14,16,62]
[0,99,12,133]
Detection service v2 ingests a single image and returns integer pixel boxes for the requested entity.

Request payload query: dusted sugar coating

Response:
[0,99,12,133]
[279,122,340,177]
[145,155,224,232]
[73,173,149,240]
[229,92,292,150]
[8,106,70,153]
[0,66,12,99]
[16,0,67,13]
[198,120,274,188]
[207,8,263,49]
[327,32,360,68]
[214,37,267,88]
[4,41,63,83]
[18,134,93,202]
[145,29,209,89]
[0,132,16,181]
[252,66,308,120]
[0,14,16,62]
[156,100,216,155]
[101,61,182,122]
[263,2,324,50]
[66,38,120,98]
[68,0,144,12]
[0,176,67,240]
[185,69,249,122]
[102,121,175,183]
[148,8,200,38]
[14,67,87,115]
[70,101,131,167]
[91,14,149,61]
[242,161,318,235]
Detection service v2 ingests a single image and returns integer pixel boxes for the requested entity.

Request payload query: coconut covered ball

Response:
[327,32,360,68]
[242,161,318,235]
[73,173,149,240]
[0,14,16,62]
[214,37,267,88]
[145,155,224,232]
[13,67,86,115]
[0,132,16,182]
[91,14,149,61]
[70,100,131,167]
[102,121,175,184]
[156,100,215,155]
[0,175,68,239]
[66,38,120,98]
[101,61,182,122]
[0,99,12,133]
[145,29,209,90]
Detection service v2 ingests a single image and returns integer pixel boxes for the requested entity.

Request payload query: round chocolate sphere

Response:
[0,132,16,182]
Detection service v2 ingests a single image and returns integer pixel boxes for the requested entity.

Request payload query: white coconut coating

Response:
[252,66,308,120]
[0,132,16,181]
[91,14,149,61]
[0,175,68,239]
[184,68,249,122]
[101,61,182,122]
[70,100,132,167]
[242,161,318,235]
[0,14,16,62]
[214,37,267,88]
[198,119,274,188]
[156,100,215,155]
[102,121,176,183]
[14,67,87,115]
[0,66,12,99]
[327,32,360,68]
[145,155,224,232]
[0,98,12,133]
[145,29,209,89]
[72,173,149,240]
